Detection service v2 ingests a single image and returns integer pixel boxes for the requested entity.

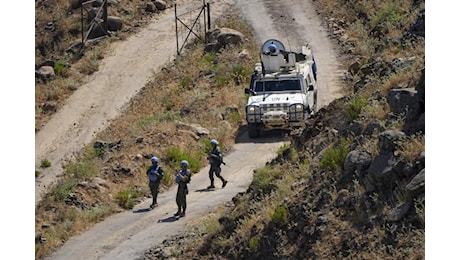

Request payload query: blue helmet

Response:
[151,156,159,163]
[181,160,189,166]
[210,139,218,145]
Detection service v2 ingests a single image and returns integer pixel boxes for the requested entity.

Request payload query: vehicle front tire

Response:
[248,123,260,138]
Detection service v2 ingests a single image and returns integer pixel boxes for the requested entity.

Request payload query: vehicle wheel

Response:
[248,123,260,138]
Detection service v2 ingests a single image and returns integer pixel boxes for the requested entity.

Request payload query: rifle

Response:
[210,154,228,166]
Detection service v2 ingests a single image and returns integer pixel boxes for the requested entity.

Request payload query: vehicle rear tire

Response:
[248,123,260,138]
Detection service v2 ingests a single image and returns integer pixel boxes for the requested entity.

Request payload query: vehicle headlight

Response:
[247,105,260,114]
[289,104,304,112]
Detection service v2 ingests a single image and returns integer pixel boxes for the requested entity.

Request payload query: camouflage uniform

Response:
[175,163,191,217]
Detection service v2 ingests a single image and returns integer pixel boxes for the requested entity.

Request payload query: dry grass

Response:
[35,8,260,258]
[35,0,169,130]
[396,133,425,161]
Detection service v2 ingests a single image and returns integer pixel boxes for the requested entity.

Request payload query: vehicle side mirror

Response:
[244,88,250,94]
[308,84,314,91]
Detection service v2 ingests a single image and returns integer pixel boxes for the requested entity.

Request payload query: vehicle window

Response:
[254,80,301,92]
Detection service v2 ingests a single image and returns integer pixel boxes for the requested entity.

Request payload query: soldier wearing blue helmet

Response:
[174,160,191,217]
[146,156,164,209]
[206,139,228,189]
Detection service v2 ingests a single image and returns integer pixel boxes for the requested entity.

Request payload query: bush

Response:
[319,137,353,172]
[117,188,140,209]
[65,160,98,180]
[41,159,51,168]
[51,180,77,201]
[372,4,405,28]
[346,97,367,121]
[251,167,277,194]
[165,146,203,172]
[272,205,288,224]
[54,60,69,77]
[249,237,259,252]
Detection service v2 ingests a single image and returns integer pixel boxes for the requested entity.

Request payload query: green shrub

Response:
[319,137,353,172]
[51,180,77,201]
[226,110,241,124]
[249,237,259,252]
[179,76,193,90]
[165,146,202,172]
[272,205,288,224]
[346,97,367,121]
[65,159,98,180]
[200,53,218,72]
[372,5,405,28]
[277,143,290,155]
[135,111,180,131]
[215,75,231,88]
[231,64,250,85]
[36,170,41,177]
[161,170,174,186]
[41,159,51,168]
[252,166,275,193]
[54,60,68,77]
[82,206,111,222]
[117,188,140,209]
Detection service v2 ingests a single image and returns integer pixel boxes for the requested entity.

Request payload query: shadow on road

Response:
[234,125,291,144]
[133,208,151,213]
[157,216,178,223]
[194,188,214,193]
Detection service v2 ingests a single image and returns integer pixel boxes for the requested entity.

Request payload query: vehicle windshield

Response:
[254,79,301,92]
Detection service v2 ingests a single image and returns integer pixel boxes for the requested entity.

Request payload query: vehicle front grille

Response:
[260,103,289,113]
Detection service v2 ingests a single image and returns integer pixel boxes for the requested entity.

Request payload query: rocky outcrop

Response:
[205,27,245,53]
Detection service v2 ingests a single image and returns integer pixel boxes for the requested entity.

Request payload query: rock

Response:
[344,150,372,176]
[405,169,425,200]
[378,130,406,153]
[153,0,167,10]
[145,2,157,13]
[216,27,244,46]
[388,88,417,115]
[35,66,55,81]
[92,177,110,189]
[107,16,123,31]
[386,202,411,222]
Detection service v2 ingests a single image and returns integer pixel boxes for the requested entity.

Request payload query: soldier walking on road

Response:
[146,156,164,209]
[175,160,191,217]
[206,139,228,189]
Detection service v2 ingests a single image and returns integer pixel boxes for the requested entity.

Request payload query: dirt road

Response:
[40,0,344,258]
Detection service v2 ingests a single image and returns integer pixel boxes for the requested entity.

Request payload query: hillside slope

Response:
[140,0,426,259]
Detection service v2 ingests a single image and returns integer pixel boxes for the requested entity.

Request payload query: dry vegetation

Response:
[35,0,168,131]
[35,0,425,259]
[35,3,260,257]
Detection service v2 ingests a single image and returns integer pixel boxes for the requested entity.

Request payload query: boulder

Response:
[153,0,167,10]
[216,27,244,45]
[107,16,122,31]
[35,66,55,81]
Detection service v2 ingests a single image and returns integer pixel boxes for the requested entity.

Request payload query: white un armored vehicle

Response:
[244,39,318,138]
